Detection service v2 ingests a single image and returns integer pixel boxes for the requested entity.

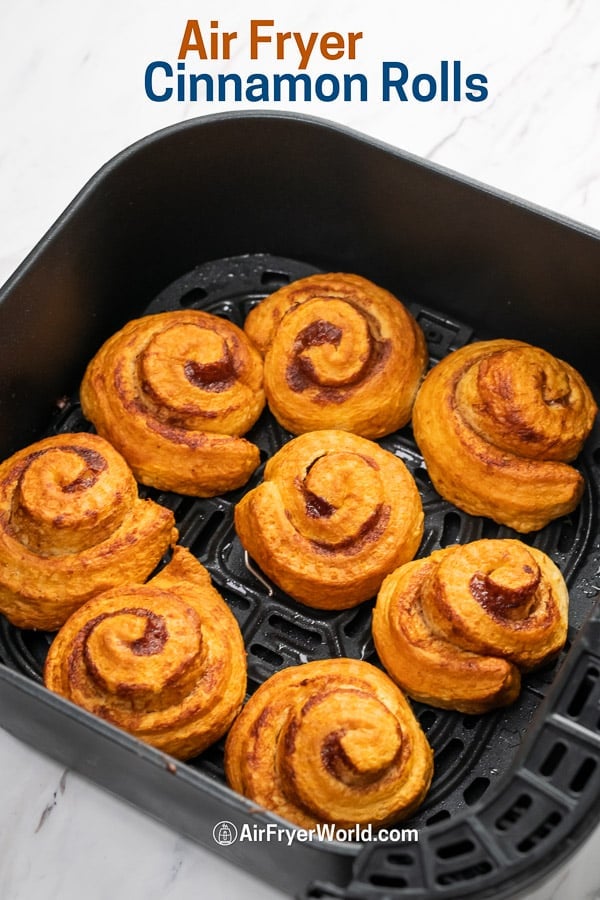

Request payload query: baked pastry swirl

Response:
[234,430,424,609]
[244,273,427,438]
[80,310,265,496]
[225,658,433,829]
[0,433,176,631]
[44,546,247,759]
[373,539,569,714]
[412,339,597,532]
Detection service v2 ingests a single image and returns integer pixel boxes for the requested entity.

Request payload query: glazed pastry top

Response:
[412,339,597,531]
[225,658,433,829]
[0,432,176,630]
[373,539,569,714]
[244,272,428,438]
[80,309,265,496]
[44,547,247,760]
[234,429,424,609]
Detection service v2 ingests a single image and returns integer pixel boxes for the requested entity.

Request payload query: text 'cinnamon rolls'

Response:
[234,430,424,609]
[225,659,433,830]
[373,539,569,714]
[0,433,176,631]
[44,547,247,759]
[80,310,265,497]
[244,273,427,438]
[412,339,597,532]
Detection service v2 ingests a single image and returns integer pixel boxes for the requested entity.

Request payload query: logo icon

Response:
[213,820,238,846]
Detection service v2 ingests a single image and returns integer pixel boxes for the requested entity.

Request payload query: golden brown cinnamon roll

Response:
[234,430,424,609]
[80,310,265,496]
[0,433,176,630]
[44,546,247,759]
[224,658,433,829]
[244,273,427,438]
[412,339,597,532]
[373,539,569,714]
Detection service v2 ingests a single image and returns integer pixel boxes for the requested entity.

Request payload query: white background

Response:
[1,1,599,898]
[2,0,600,287]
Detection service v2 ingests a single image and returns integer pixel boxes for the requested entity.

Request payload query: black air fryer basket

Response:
[0,113,599,900]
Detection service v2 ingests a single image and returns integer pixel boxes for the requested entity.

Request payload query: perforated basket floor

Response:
[1,253,599,900]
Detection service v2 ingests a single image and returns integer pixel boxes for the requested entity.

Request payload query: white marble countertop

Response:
[1,1,600,898]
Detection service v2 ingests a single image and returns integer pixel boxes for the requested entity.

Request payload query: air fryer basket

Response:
[0,114,599,900]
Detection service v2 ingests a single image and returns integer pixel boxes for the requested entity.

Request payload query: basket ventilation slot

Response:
[495,793,533,832]
[570,757,597,793]
[260,269,291,288]
[179,287,208,307]
[539,742,567,777]
[567,666,599,718]
[463,776,491,806]
[517,811,563,854]
[437,860,494,887]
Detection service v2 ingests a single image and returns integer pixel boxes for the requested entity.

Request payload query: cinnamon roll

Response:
[80,310,265,496]
[224,658,433,829]
[244,273,427,438]
[373,539,569,714]
[44,546,247,759]
[234,430,424,609]
[412,339,597,532]
[0,433,176,631]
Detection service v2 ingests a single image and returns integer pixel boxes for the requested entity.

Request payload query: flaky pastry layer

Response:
[373,539,569,714]
[225,658,433,829]
[234,430,424,609]
[44,547,247,759]
[245,273,427,438]
[0,432,176,630]
[412,339,597,532]
[80,310,265,496]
